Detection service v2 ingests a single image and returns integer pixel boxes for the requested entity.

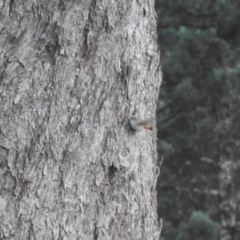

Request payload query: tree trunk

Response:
[217,104,237,240]
[0,1,161,239]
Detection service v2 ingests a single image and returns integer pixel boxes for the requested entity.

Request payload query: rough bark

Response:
[219,157,236,240]
[217,106,237,240]
[0,0,161,239]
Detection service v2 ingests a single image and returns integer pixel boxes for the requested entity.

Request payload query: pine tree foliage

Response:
[176,211,219,240]
[155,0,240,239]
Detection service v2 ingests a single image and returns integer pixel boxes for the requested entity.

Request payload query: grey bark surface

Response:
[0,1,161,239]
[217,110,237,240]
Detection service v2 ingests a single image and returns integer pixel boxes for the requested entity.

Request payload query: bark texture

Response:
[218,109,237,240]
[0,0,161,239]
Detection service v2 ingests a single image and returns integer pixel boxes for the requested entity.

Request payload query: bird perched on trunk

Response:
[129,117,153,131]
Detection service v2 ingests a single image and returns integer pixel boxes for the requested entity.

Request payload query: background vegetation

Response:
[155,1,240,239]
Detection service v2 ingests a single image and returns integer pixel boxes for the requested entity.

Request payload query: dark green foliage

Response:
[160,227,177,240]
[156,0,240,239]
[176,211,219,240]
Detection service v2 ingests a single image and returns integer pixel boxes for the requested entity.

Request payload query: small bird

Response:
[129,117,153,131]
